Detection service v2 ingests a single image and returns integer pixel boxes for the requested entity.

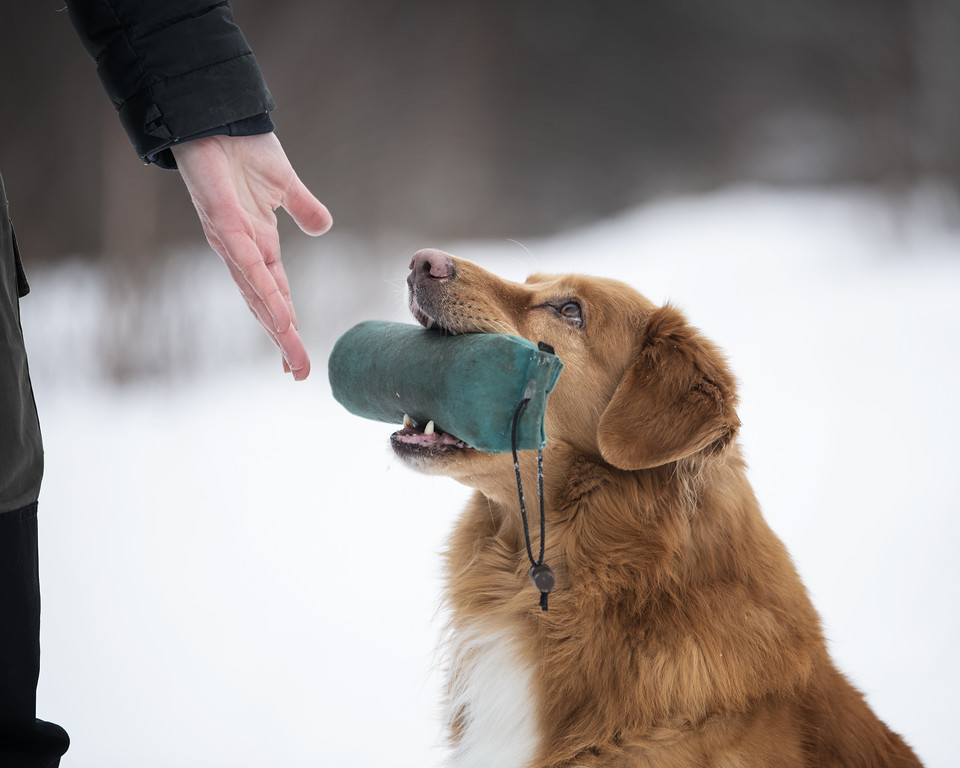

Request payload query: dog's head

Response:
[391,250,740,490]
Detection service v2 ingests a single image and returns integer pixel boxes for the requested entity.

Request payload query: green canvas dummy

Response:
[328,321,564,453]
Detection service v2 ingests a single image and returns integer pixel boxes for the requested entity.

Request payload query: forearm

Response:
[66,0,275,167]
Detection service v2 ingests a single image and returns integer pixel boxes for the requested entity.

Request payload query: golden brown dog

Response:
[391,249,922,768]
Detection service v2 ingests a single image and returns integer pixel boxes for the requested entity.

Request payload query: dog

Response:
[390,249,922,767]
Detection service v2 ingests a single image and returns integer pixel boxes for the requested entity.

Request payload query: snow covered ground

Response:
[21,185,960,767]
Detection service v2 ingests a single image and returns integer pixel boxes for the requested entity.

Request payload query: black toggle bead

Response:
[529,563,555,593]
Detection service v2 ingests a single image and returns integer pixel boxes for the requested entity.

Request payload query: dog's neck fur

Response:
[443,444,828,767]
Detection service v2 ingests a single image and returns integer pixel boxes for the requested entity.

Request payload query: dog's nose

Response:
[408,248,455,283]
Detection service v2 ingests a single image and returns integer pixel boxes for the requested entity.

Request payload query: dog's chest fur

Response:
[445,620,540,768]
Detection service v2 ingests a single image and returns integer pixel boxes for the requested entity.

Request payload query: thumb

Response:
[284,176,333,236]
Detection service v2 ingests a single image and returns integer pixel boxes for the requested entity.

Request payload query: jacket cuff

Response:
[114,49,276,163]
[146,112,276,170]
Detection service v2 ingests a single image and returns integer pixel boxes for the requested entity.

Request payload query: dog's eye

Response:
[559,301,582,320]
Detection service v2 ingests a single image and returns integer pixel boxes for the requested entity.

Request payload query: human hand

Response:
[172,133,332,381]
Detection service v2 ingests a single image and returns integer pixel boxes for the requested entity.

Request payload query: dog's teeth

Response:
[424,420,435,435]
[403,413,414,429]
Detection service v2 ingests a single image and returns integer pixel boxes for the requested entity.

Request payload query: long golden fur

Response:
[391,250,922,767]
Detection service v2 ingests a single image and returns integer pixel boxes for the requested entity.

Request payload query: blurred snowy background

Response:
[3,1,960,766]
[24,187,960,767]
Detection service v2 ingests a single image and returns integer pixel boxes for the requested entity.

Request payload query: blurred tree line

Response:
[1,0,958,267]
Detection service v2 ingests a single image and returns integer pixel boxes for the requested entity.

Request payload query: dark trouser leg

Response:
[0,172,69,765]
[0,505,69,767]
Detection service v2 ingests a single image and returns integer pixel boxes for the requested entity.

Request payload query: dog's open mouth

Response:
[391,413,470,456]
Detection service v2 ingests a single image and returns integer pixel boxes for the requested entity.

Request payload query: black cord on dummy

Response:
[511,393,555,611]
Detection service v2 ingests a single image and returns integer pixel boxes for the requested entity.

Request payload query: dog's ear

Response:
[597,305,740,470]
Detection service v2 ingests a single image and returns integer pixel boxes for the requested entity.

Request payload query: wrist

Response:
[148,113,277,169]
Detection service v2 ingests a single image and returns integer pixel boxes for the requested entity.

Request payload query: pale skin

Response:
[172,132,332,381]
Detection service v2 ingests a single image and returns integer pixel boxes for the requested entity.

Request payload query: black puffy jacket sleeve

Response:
[66,0,276,167]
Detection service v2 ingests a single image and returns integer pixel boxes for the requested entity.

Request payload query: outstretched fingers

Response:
[215,228,310,379]
[218,225,292,332]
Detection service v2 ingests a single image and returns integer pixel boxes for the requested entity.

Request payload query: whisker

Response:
[505,239,541,272]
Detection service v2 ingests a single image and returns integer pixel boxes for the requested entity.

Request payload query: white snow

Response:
[20,184,960,767]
